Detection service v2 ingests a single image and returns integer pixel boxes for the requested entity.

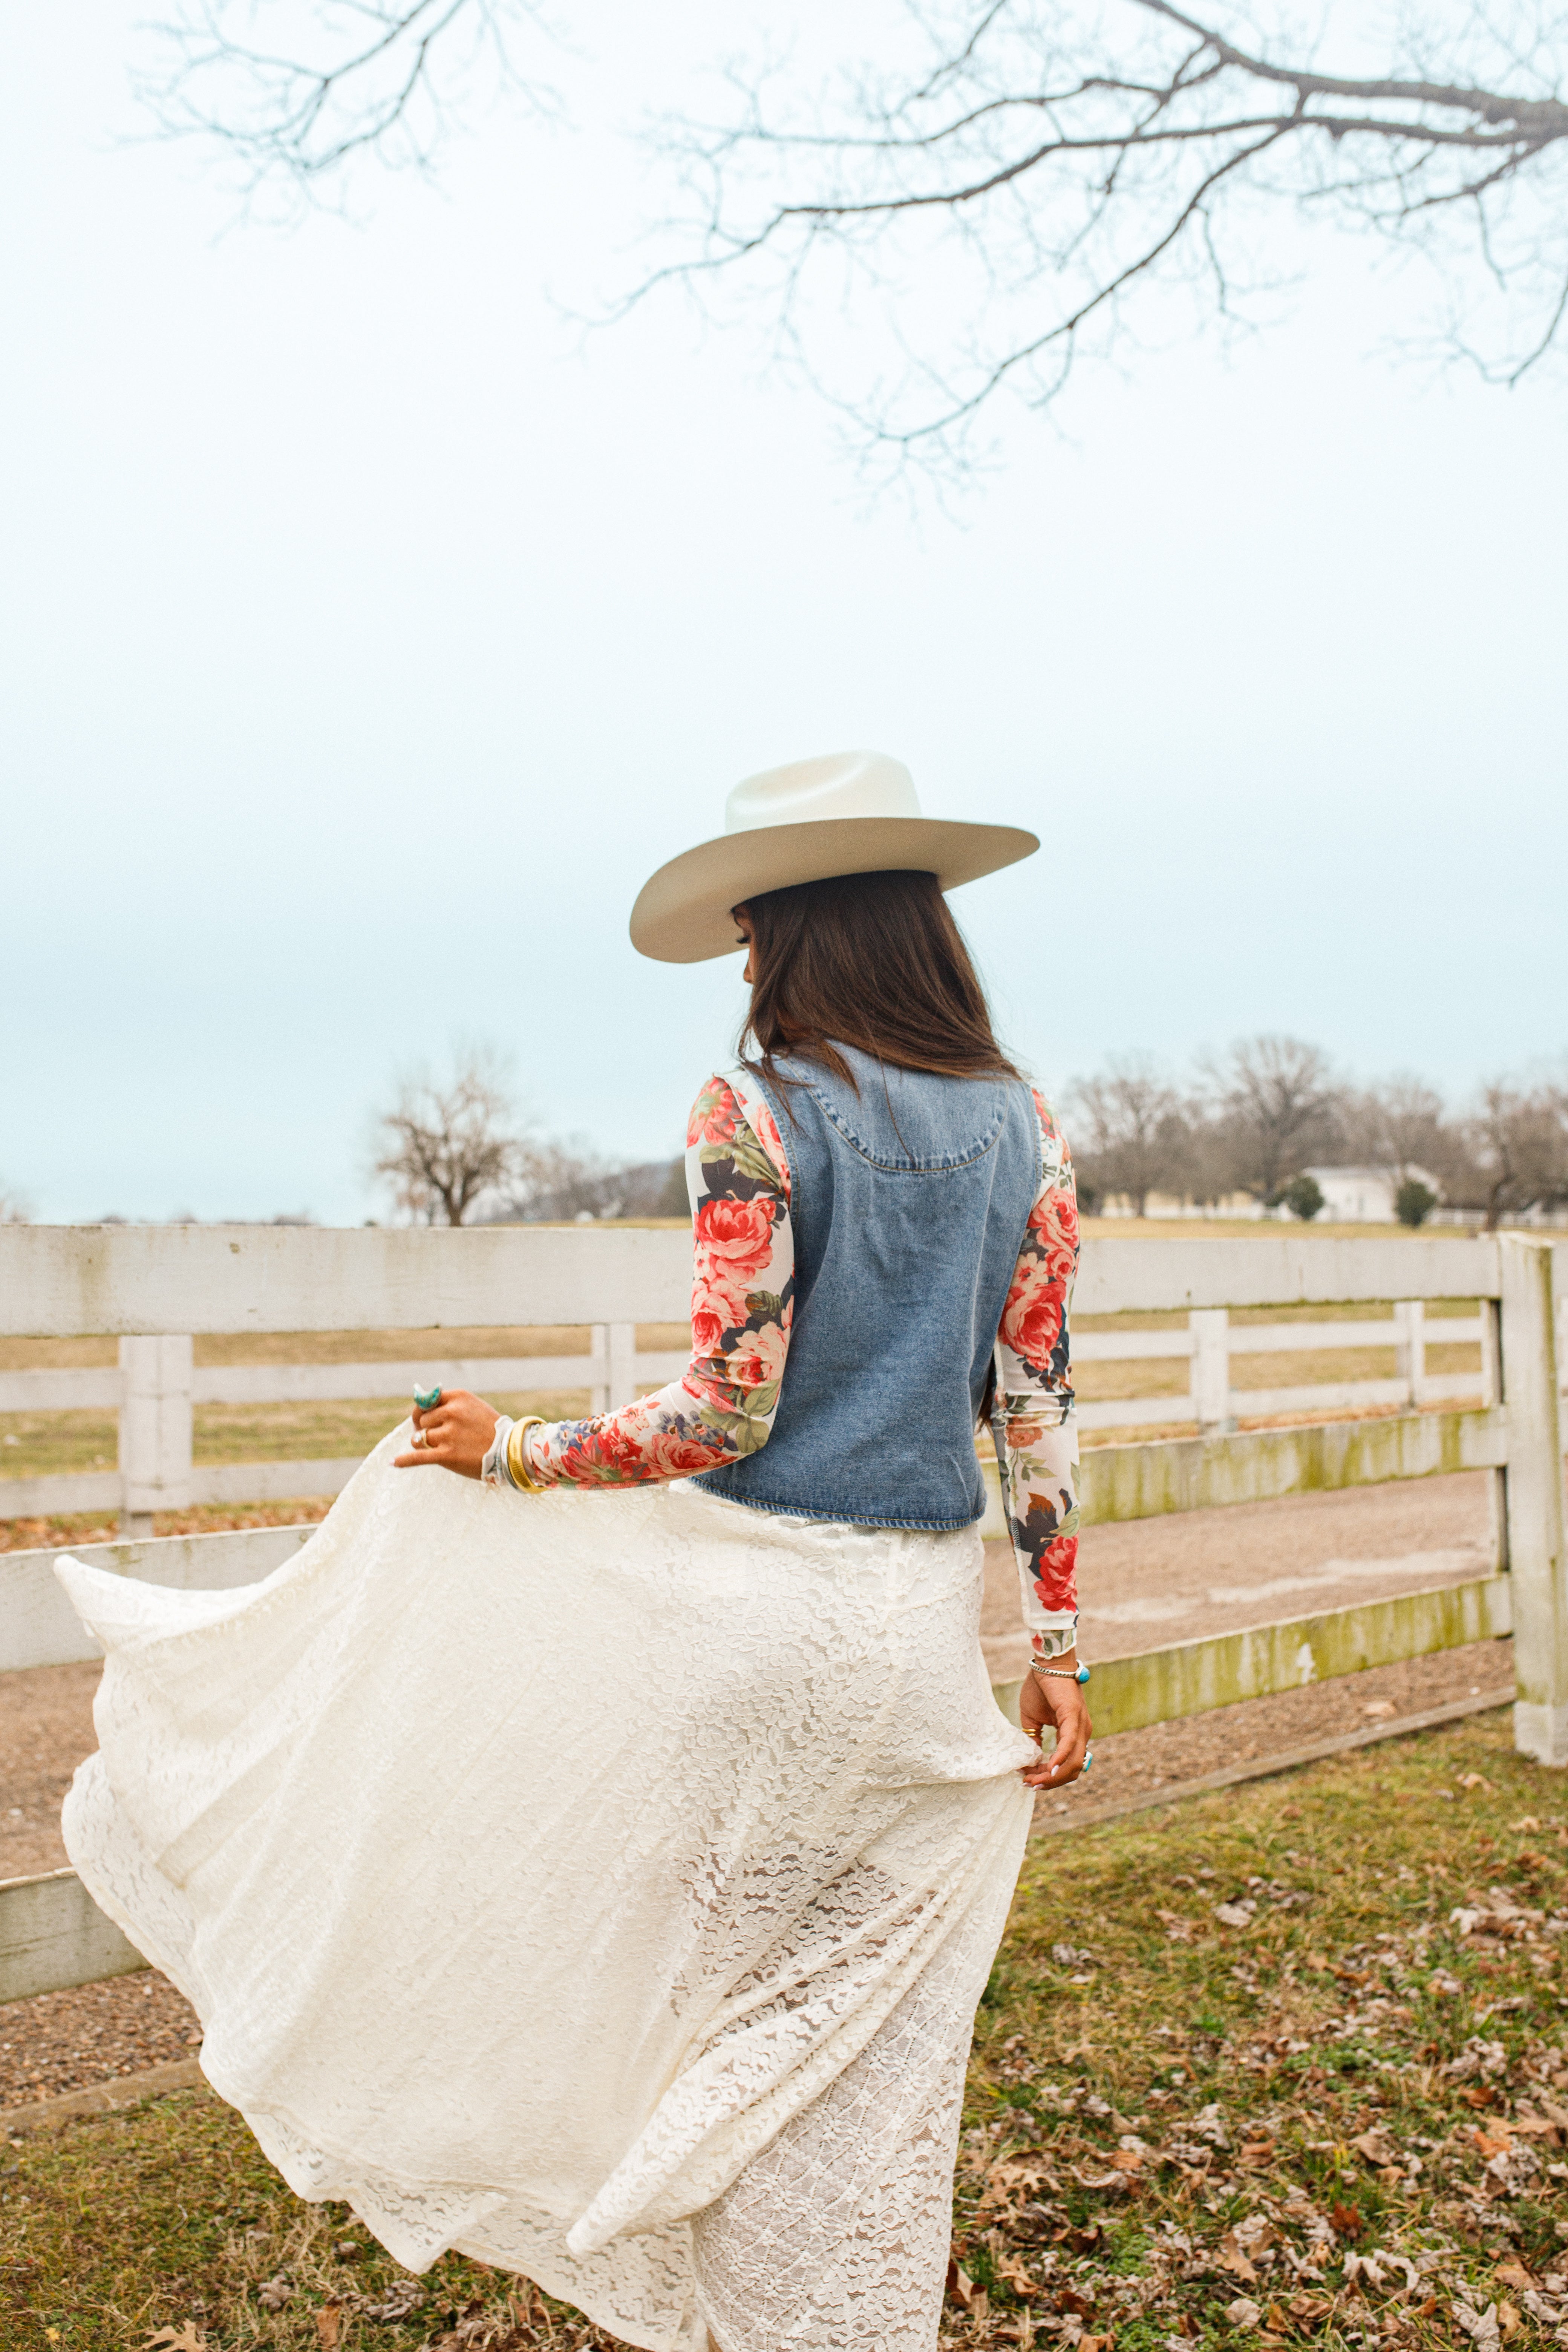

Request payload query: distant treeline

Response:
[1065,1035,1568,1229]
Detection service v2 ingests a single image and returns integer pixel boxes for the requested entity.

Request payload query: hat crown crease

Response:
[725,751,921,836]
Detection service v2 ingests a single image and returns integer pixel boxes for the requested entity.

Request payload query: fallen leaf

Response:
[316,2303,349,2349]
[1225,2297,1262,2328]
[1238,2139,1276,2168]
[1459,1773,1492,1791]
[996,2250,1038,2293]
[946,2258,979,2311]
[257,2277,294,2311]
[1289,2295,1333,2322]
[1351,2128,1400,2167]
[1219,2232,1260,2284]
[1363,1700,1396,1718]
[1453,2301,1501,2352]
[144,2331,210,2352]
[1214,1900,1257,1930]
[1473,2124,1513,2160]
[1498,2303,1523,2337]
[1494,2260,1536,2293]
[1330,2202,1365,2240]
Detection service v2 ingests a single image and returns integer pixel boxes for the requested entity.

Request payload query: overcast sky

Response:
[4,2,1565,1225]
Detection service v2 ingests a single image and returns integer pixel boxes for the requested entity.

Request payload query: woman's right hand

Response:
[1020,1651,1092,1789]
[393,1389,500,1481]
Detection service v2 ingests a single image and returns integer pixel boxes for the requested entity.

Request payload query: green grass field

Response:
[6,1709,1566,2349]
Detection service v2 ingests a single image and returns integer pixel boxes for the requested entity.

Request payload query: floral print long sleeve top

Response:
[511,1074,1079,1653]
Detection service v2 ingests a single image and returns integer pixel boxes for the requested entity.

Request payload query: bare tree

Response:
[1068,1054,1188,1216]
[1448,1078,1568,1228]
[1199,1033,1343,1202]
[137,3,1568,467]
[1339,1073,1451,1179]
[371,1043,525,1224]
[498,1142,687,1223]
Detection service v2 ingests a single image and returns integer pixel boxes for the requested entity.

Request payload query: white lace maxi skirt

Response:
[56,1432,1034,2352]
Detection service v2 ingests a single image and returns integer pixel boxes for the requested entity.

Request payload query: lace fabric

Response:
[57,1434,1033,2352]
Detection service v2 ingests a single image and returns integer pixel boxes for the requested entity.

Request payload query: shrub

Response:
[1395,1177,1437,1227]
[1283,1173,1325,1221]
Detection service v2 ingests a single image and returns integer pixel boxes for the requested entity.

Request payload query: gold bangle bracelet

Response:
[505,1415,550,1494]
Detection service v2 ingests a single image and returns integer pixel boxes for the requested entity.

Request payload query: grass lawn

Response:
[6,1709,1566,2348]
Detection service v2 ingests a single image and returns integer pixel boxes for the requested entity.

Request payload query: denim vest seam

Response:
[802,1075,1009,1174]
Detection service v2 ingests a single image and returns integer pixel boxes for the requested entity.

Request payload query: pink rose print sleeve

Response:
[519,1075,794,1490]
[989,1091,1080,1659]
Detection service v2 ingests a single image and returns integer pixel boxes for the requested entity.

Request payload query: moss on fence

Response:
[5,1710,1566,2349]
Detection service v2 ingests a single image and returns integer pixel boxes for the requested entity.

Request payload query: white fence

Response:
[7,1284,1559,1531]
[0,1326,686,1532]
[2,1223,1564,2003]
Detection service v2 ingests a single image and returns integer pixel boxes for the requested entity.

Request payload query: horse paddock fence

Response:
[0,1224,1562,2005]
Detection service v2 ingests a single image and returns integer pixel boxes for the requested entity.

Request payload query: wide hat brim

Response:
[629,815,1040,964]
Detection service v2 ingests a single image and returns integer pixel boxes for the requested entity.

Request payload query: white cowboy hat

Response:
[629,750,1039,964]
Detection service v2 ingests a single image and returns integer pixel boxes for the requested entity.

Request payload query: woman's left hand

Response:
[1019,1652,1092,1790]
[393,1390,500,1481]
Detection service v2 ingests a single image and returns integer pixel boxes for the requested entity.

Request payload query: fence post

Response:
[606,1321,638,1409]
[118,1336,193,1538]
[589,1321,639,1414]
[1393,1299,1426,1409]
[1499,1240,1568,1766]
[1482,1298,1508,1574]
[1190,1309,1231,1433]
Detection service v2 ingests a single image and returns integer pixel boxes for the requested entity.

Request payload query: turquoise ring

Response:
[1075,1665,1091,1685]
[413,1384,442,1412]
[1083,1752,1094,1771]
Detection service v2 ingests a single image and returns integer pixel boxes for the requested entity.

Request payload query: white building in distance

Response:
[1298,1165,1439,1223]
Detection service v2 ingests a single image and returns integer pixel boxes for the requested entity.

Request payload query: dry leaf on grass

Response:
[994,2249,1038,2294]
[1225,2296,1262,2328]
[1218,2232,1260,2284]
[317,2301,350,2348]
[1351,2128,1400,2167]
[358,2280,424,2321]
[946,2257,980,2309]
[144,2330,210,2352]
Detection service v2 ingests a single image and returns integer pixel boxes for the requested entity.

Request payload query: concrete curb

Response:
[2,2054,207,2136]
[1032,1683,1517,1837]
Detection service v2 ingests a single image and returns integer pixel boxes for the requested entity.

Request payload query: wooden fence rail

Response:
[1,1224,1563,2003]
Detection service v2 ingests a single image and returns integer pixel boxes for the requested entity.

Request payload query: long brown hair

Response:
[738,869,1021,1093]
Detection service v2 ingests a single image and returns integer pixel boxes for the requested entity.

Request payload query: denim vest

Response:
[697,1046,1041,1529]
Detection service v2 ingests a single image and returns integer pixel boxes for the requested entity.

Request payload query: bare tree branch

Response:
[634,0,1568,472]
[133,1,1568,465]
[137,0,556,199]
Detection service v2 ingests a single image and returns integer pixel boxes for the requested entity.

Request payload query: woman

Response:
[57,750,1089,2352]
